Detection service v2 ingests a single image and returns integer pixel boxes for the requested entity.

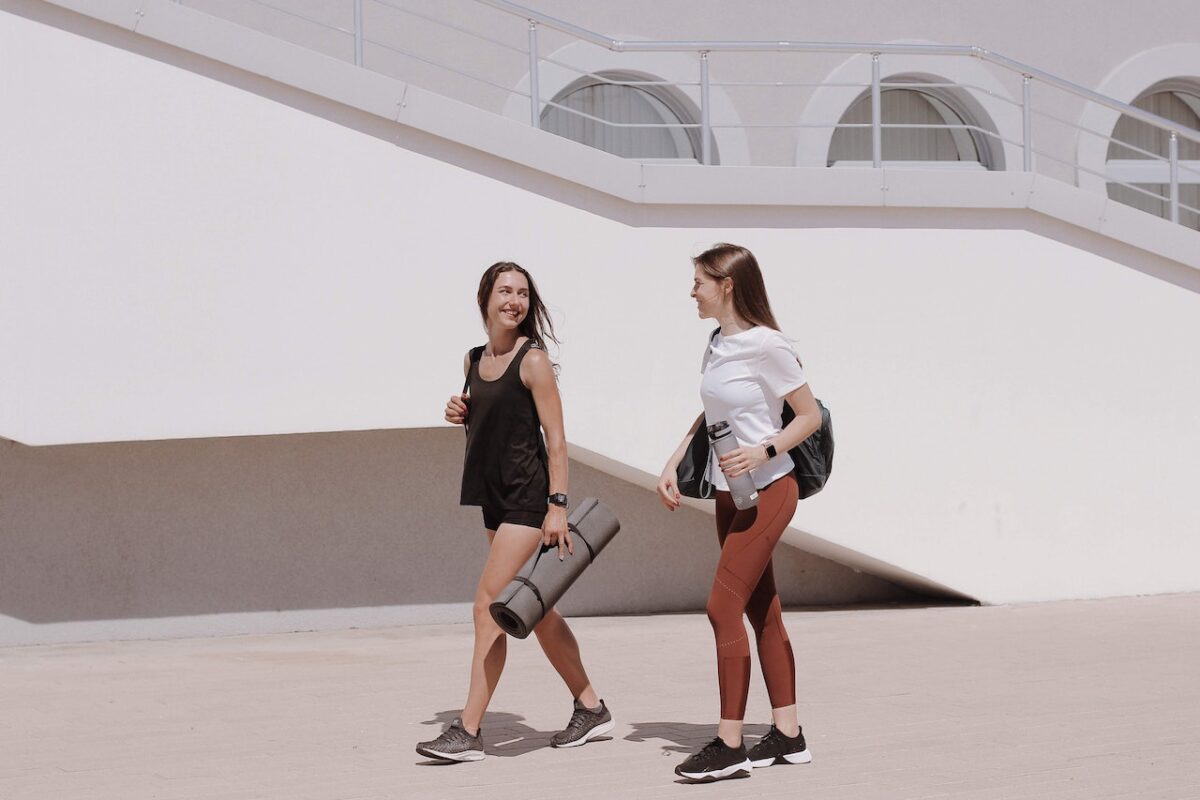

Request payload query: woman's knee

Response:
[472,595,500,629]
[533,608,564,633]
[706,595,741,632]
[707,570,750,626]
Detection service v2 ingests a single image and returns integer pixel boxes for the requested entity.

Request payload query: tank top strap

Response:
[508,339,538,377]
[463,345,485,394]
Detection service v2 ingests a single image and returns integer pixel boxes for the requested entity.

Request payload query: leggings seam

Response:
[716,496,795,590]
[725,490,795,551]
[714,574,747,602]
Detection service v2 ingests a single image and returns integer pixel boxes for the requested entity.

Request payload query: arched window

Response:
[540,71,706,161]
[827,80,999,169]
[1106,81,1200,229]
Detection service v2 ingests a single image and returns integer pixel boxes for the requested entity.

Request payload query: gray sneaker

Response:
[415,717,485,762]
[550,699,614,748]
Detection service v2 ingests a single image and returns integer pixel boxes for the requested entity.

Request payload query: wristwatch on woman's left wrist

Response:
[548,493,569,508]
[764,442,778,459]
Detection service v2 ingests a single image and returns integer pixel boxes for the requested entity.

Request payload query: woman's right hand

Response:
[656,464,682,511]
[445,393,469,425]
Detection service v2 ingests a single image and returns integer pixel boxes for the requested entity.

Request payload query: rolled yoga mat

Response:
[488,497,621,639]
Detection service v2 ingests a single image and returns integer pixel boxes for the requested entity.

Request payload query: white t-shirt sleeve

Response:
[759,333,807,398]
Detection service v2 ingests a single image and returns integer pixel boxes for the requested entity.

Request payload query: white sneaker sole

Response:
[553,718,615,748]
[750,749,812,768]
[677,759,752,781]
[416,746,485,763]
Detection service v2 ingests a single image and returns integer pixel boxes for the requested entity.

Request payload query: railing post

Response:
[700,51,711,165]
[870,53,882,168]
[1022,75,1032,171]
[353,0,363,66]
[528,21,540,127]
[1169,131,1180,224]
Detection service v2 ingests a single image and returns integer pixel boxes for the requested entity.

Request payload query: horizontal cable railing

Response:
[175,0,1200,230]
[240,0,355,36]
[371,0,527,55]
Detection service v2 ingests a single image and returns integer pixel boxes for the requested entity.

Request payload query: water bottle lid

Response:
[706,420,731,437]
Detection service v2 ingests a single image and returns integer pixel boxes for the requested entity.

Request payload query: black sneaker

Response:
[550,698,614,748]
[747,724,812,768]
[674,737,752,782]
[415,717,485,762]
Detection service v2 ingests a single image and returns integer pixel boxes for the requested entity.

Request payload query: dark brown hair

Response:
[476,261,559,353]
[693,243,782,331]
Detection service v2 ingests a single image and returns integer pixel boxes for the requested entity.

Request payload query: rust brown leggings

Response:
[708,473,799,720]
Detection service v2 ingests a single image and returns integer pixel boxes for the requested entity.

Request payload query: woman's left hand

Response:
[719,445,769,478]
[542,505,573,559]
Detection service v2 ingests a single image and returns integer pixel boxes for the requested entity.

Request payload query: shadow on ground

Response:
[624,721,771,756]
[418,709,568,760]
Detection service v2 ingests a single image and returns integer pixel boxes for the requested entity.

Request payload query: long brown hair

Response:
[476,261,559,353]
[693,243,782,331]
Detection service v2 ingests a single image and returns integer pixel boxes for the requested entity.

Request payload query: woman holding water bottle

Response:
[656,243,823,782]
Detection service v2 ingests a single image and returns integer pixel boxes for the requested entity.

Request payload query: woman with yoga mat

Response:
[415,261,611,763]
[656,243,823,782]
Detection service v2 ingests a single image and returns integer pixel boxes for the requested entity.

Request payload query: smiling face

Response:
[486,269,530,332]
[691,263,730,320]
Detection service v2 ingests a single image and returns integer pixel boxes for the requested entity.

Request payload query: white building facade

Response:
[1,0,1198,645]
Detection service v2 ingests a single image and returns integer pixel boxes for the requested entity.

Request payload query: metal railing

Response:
[178,0,1200,229]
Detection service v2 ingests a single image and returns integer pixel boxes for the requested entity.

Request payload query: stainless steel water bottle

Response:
[707,420,759,510]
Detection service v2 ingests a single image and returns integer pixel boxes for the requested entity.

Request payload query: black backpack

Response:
[783,396,834,499]
[676,329,834,500]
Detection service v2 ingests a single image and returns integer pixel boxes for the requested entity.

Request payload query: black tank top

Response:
[459,339,549,511]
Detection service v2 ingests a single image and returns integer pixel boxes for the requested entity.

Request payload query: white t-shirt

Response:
[700,326,807,491]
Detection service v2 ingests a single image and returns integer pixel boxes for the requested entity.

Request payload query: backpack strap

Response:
[462,346,485,395]
[702,326,721,367]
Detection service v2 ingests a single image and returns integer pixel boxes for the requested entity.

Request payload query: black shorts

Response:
[482,506,546,532]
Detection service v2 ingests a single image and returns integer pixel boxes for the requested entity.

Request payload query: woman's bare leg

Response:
[533,609,600,707]
[770,704,801,738]
[459,523,542,734]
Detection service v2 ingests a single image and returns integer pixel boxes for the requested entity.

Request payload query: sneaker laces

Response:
[758,725,783,747]
[565,704,595,732]
[444,720,477,745]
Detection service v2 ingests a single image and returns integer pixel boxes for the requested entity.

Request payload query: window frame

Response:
[538,70,709,163]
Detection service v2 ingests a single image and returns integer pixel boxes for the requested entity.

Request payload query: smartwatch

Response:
[764,442,778,459]
[548,493,569,508]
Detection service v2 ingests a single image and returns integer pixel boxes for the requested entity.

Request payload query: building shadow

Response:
[0,428,930,631]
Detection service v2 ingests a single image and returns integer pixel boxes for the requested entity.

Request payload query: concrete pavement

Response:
[2,594,1199,799]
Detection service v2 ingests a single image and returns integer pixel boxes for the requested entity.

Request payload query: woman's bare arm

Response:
[656,412,705,510]
[522,348,572,557]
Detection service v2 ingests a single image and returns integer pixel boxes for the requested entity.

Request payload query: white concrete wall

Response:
[3,9,1200,605]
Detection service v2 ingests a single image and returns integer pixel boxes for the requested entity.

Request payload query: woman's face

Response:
[691,264,728,320]
[487,270,530,332]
